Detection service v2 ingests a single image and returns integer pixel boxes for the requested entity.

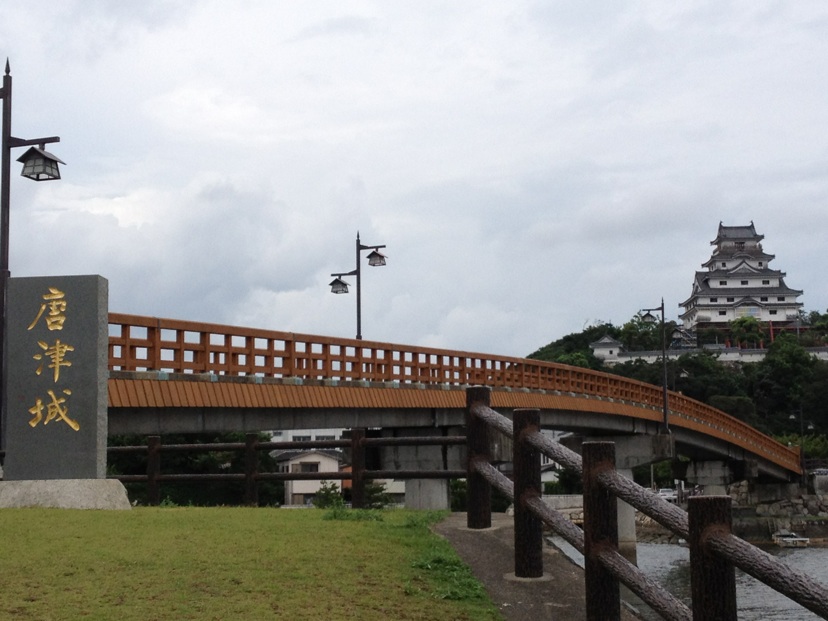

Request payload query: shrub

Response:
[313,480,344,509]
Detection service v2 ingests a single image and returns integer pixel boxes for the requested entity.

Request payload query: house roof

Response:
[271,449,343,463]
[589,335,623,349]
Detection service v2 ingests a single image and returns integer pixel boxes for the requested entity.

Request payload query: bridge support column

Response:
[563,433,674,563]
[683,461,735,496]
[380,427,465,510]
[405,479,449,510]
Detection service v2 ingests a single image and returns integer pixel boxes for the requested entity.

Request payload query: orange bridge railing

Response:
[107,313,801,475]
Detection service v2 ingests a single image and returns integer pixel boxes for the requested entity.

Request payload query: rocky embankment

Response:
[638,481,828,545]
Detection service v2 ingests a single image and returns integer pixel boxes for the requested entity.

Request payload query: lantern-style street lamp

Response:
[641,298,670,434]
[0,60,64,453]
[329,232,386,340]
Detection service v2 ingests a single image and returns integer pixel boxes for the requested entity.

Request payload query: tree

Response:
[708,395,762,429]
[747,334,816,433]
[528,321,619,369]
[609,357,663,386]
[619,314,660,351]
[673,352,747,404]
[728,316,765,348]
[801,309,828,346]
[313,480,344,508]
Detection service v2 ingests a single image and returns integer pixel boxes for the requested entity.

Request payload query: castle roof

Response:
[711,221,763,245]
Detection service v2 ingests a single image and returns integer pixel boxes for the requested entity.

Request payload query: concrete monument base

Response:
[0,479,131,510]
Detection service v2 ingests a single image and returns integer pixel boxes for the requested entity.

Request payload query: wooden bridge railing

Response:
[107,313,800,475]
[465,386,828,621]
[108,433,465,507]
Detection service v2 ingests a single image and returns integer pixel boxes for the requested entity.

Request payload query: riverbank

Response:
[637,511,828,546]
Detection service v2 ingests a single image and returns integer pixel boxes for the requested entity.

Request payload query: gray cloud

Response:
[2,1,827,357]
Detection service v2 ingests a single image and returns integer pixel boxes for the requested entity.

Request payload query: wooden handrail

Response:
[465,388,828,620]
[107,313,800,475]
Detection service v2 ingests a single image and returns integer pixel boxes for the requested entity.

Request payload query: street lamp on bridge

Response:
[641,298,670,434]
[790,408,815,480]
[0,60,64,452]
[329,232,386,340]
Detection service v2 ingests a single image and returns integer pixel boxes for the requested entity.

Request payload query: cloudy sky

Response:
[2,2,827,357]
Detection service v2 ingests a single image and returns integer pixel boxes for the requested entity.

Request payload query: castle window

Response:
[710,297,718,302]
[777,297,785,302]
[727,297,734,302]
[760,297,768,302]
[770,310,778,315]
[718,311,727,316]
[741,280,748,285]
[721,262,727,268]
[719,280,727,285]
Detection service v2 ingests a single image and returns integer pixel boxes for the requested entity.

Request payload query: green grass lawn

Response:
[0,507,502,621]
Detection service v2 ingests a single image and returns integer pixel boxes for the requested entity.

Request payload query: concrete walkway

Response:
[433,513,641,621]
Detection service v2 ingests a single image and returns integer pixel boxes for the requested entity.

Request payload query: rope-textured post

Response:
[147,435,161,506]
[583,441,620,621]
[466,386,492,529]
[513,408,543,578]
[244,433,259,507]
[689,496,736,621]
[350,428,366,509]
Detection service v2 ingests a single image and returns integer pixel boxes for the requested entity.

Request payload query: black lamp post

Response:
[641,298,670,434]
[790,408,814,480]
[0,60,64,453]
[329,232,386,340]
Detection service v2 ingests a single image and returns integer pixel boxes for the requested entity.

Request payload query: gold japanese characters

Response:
[26,287,79,431]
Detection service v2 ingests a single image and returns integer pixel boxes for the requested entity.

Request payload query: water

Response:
[635,542,828,620]
[547,537,828,619]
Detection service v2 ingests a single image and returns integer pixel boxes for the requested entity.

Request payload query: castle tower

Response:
[679,222,803,331]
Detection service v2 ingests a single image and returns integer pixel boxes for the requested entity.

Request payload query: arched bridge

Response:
[107,313,801,481]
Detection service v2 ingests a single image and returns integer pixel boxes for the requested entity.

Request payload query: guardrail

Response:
[465,386,828,621]
[107,313,800,475]
[107,433,465,507]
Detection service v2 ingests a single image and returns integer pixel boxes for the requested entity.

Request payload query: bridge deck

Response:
[106,314,801,477]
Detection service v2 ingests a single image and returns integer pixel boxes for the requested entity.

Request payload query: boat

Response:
[772,529,810,548]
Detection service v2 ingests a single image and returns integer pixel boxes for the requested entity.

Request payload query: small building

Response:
[680,222,803,331]
[589,335,623,362]
[273,449,342,506]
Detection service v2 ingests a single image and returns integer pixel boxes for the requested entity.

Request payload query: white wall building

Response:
[276,450,342,506]
[679,222,803,331]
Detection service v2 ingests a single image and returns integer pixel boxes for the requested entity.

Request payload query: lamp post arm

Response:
[8,136,60,149]
[358,242,386,252]
[330,270,357,278]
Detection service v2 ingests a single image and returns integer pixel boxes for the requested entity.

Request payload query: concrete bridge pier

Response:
[379,427,466,510]
[681,460,754,496]
[563,433,674,562]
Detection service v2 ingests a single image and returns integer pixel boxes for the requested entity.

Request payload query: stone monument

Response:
[0,275,129,509]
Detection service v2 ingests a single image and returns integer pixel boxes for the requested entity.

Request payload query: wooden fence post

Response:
[583,441,620,621]
[147,435,161,506]
[244,433,259,507]
[513,408,543,578]
[688,496,736,621]
[466,386,492,529]
[351,428,366,508]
